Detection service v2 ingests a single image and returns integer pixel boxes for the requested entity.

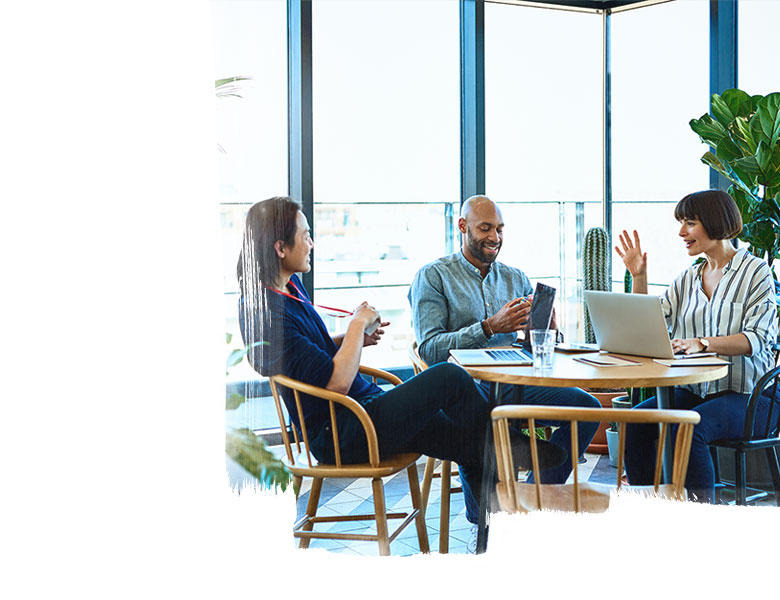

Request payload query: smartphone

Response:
[527,282,556,331]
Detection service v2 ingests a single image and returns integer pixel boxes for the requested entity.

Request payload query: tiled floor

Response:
[286,450,620,557]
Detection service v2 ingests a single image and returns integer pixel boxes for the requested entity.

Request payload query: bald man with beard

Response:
[408,195,600,487]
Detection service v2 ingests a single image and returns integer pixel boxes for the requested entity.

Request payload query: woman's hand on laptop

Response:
[671,337,705,355]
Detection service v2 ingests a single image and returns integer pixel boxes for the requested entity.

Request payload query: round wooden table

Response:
[457,349,729,554]
[457,350,728,391]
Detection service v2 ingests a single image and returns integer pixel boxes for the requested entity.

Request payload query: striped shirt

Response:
[661,248,778,395]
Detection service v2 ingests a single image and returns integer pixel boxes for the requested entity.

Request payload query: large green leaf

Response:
[690,114,727,146]
[732,116,758,155]
[755,141,780,188]
[716,132,746,162]
[226,428,291,491]
[757,93,780,148]
[741,220,777,261]
[755,192,780,226]
[711,89,754,127]
[728,184,757,223]
[701,151,756,197]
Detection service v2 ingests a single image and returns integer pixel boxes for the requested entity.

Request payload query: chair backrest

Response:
[269,366,402,469]
[408,341,429,375]
[491,405,701,512]
[744,364,780,440]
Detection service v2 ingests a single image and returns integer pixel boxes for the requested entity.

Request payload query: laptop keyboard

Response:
[486,349,530,361]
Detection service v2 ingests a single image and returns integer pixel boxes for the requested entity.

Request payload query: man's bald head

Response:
[460,195,495,220]
[458,195,504,273]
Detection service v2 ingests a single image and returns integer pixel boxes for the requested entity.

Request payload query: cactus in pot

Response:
[583,227,610,343]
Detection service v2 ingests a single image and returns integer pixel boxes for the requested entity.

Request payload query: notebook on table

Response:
[450,347,533,366]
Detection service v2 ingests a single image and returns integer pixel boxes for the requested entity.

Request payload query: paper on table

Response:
[671,352,717,360]
[574,354,640,367]
[654,356,730,367]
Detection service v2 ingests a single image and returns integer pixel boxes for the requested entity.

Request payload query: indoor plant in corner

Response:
[689,88,780,275]
[689,88,780,490]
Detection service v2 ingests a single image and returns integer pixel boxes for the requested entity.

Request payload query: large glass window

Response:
[611,0,709,295]
[486,3,602,341]
[213,0,287,421]
[312,0,459,368]
[739,0,780,96]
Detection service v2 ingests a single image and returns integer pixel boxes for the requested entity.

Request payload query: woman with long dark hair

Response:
[617,189,779,502]
[237,197,564,547]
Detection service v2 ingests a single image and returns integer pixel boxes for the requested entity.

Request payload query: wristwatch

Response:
[699,337,710,351]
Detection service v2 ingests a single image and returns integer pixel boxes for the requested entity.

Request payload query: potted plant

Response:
[225,333,292,492]
[689,88,780,274]
[690,88,780,493]
[605,394,632,468]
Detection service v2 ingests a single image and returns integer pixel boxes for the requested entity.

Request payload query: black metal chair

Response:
[709,365,780,506]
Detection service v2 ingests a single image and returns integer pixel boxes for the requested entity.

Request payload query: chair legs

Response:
[371,478,391,556]
[765,447,780,507]
[421,456,436,510]
[735,450,747,506]
[421,457,456,553]
[439,460,451,554]
[406,464,430,553]
[299,477,323,549]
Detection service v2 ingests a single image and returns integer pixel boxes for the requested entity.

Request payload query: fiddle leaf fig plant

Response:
[690,89,780,269]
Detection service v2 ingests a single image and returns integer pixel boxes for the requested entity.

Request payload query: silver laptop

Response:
[583,291,675,359]
[450,347,533,366]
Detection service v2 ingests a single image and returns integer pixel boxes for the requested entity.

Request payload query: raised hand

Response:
[615,229,647,277]
[487,297,532,334]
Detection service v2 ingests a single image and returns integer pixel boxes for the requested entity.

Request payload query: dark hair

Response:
[674,190,743,240]
[236,196,301,293]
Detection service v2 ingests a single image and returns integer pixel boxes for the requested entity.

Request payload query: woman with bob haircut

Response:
[617,189,779,502]
[236,196,564,540]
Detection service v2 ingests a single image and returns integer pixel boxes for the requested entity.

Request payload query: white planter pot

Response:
[606,429,621,470]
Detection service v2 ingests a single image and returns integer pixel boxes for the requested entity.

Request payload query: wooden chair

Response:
[491,405,701,513]
[408,341,462,553]
[709,365,780,506]
[268,366,430,556]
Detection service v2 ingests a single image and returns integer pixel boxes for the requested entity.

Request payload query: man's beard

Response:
[466,227,501,264]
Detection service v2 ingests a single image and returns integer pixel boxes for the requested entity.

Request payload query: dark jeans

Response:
[624,388,780,503]
[479,381,601,484]
[310,363,491,523]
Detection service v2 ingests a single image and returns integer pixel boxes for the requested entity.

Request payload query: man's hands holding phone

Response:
[485,296,533,335]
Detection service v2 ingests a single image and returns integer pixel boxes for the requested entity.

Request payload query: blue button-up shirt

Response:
[408,252,533,365]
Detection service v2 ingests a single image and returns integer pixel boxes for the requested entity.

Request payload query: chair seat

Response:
[497,481,685,513]
[710,437,780,451]
[283,452,422,479]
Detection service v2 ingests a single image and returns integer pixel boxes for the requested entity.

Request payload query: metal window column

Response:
[602,9,612,248]
[709,0,738,193]
[288,0,314,295]
[460,0,486,208]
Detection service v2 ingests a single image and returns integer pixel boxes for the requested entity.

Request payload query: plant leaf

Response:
[226,392,246,411]
[226,332,233,345]
[732,116,758,155]
[690,114,727,146]
[225,428,291,491]
[715,132,745,162]
[757,92,780,148]
[226,341,267,368]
